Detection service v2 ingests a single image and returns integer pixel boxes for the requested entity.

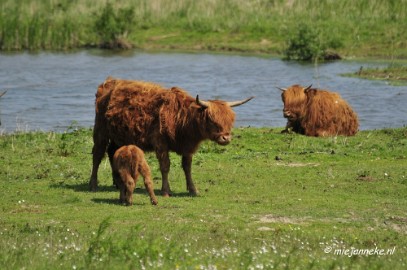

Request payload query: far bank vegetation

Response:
[0,0,406,60]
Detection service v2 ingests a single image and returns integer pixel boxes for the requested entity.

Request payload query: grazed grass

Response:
[0,127,406,269]
[0,0,406,58]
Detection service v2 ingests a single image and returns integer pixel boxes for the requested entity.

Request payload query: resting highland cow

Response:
[112,145,158,206]
[90,77,253,196]
[278,84,359,137]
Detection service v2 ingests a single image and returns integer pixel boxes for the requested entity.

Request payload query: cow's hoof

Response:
[89,180,98,192]
[161,191,172,197]
[189,190,199,197]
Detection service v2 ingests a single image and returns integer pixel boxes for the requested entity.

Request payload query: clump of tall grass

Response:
[0,2,90,50]
[94,2,136,49]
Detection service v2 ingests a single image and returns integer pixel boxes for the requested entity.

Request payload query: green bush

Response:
[94,2,136,49]
[284,24,342,61]
[284,24,324,61]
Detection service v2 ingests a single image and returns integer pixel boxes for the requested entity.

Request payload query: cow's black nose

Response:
[218,134,231,145]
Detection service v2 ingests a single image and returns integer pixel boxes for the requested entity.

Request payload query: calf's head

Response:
[195,95,253,145]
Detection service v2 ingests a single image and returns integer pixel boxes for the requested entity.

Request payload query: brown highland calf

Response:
[278,84,359,136]
[112,145,158,206]
[90,77,253,196]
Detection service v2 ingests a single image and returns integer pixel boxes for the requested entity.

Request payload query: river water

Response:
[0,50,406,133]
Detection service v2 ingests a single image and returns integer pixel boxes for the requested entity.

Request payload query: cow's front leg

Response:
[182,154,198,196]
[156,150,172,197]
[89,129,109,192]
[281,120,293,134]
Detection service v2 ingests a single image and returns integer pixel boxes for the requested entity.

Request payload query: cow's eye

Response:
[208,122,221,133]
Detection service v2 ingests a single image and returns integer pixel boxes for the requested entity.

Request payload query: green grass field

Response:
[1,126,406,269]
[1,0,406,59]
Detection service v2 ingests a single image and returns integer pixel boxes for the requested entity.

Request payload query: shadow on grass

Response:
[91,187,193,206]
[133,188,193,198]
[50,182,193,198]
[91,198,120,205]
[91,196,160,206]
[49,182,116,192]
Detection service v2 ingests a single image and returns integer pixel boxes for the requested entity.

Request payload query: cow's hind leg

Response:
[139,159,158,205]
[182,154,198,196]
[108,142,120,188]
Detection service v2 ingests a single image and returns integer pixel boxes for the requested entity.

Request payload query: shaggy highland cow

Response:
[278,84,359,136]
[90,77,253,196]
[112,145,158,206]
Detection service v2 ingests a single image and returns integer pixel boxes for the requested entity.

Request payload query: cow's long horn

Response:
[196,95,210,108]
[0,90,7,98]
[276,87,287,92]
[304,84,312,91]
[227,96,254,107]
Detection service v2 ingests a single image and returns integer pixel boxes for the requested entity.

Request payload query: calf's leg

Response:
[119,170,135,206]
[113,170,125,203]
[139,159,158,205]
[124,174,135,206]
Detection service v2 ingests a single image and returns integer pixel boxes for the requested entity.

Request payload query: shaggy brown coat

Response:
[280,85,359,136]
[90,77,253,196]
[112,145,158,206]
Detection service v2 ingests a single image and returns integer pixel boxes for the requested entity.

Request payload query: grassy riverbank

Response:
[1,0,406,59]
[1,127,406,269]
[343,64,407,85]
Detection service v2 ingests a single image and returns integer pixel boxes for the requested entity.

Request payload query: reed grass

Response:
[0,0,406,57]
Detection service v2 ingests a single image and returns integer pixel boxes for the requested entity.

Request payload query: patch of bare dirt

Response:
[276,162,320,167]
[384,216,407,234]
[258,214,307,224]
[357,175,376,182]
